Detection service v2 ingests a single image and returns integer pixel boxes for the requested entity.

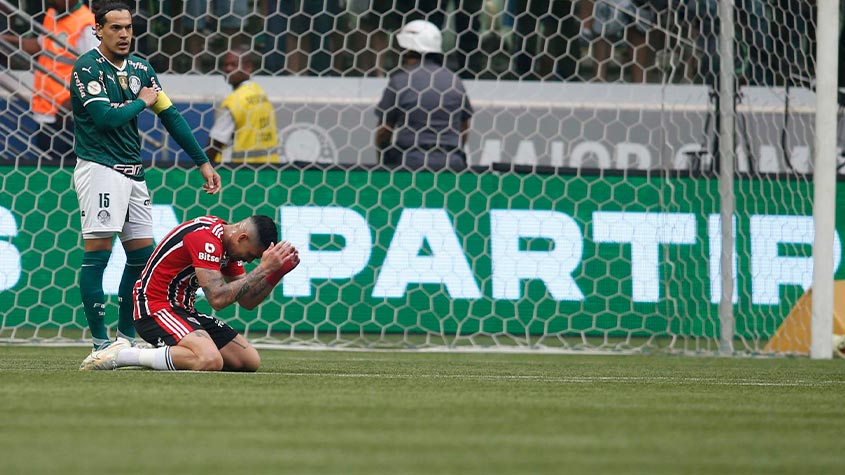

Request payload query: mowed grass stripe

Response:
[1,347,843,475]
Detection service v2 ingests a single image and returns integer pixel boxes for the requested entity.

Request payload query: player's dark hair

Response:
[251,215,279,249]
[92,1,132,28]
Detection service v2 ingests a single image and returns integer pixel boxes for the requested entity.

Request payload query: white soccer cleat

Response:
[833,334,845,359]
[79,338,132,371]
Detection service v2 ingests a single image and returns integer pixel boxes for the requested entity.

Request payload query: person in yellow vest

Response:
[2,0,98,162]
[205,48,280,164]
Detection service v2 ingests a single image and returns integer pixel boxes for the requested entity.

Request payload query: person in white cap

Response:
[374,20,473,171]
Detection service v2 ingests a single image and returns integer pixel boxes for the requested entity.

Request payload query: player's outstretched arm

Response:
[153,91,221,194]
[195,242,300,311]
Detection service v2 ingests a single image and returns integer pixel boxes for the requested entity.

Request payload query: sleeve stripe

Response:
[82,97,110,107]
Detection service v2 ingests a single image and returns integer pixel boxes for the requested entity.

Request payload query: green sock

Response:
[80,250,111,349]
[118,245,154,340]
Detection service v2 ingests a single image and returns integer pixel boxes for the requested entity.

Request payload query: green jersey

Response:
[70,48,161,180]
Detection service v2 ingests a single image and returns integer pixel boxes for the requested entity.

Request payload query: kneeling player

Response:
[80,215,299,371]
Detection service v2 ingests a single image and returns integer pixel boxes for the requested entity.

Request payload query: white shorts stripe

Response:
[156,309,192,339]
[162,311,191,339]
[153,310,180,337]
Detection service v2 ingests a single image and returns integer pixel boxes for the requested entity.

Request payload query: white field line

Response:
[29,368,840,387]
[2,366,842,386]
[273,373,845,387]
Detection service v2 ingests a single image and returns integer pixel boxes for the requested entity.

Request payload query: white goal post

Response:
[811,0,839,360]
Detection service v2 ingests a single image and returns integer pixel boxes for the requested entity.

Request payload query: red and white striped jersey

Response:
[133,216,245,319]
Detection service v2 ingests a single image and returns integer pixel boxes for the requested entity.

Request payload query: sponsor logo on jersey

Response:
[187,317,200,325]
[128,60,149,72]
[81,66,92,74]
[86,80,102,95]
[97,209,110,225]
[73,73,86,98]
[143,199,151,206]
[113,163,143,176]
[129,76,141,95]
[198,242,220,263]
[197,252,221,263]
[107,74,116,84]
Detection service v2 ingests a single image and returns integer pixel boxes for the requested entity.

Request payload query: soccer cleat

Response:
[79,338,131,371]
[833,334,845,359]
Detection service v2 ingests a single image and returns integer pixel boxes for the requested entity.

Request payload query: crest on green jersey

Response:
[129,76,141,94]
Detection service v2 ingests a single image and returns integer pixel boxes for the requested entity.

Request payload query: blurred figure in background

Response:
[1,0,98,161]
[425,0,485,79]
[680,0,773,86]
[375,20,473,171]
[578,0,660,83]
[206,47,279,164]
[259,0,343,76]
[178,0,252,72]
[354,0,432,76]
[509,0,579,81]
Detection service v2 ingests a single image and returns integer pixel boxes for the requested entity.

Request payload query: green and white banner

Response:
[2,166,842,339]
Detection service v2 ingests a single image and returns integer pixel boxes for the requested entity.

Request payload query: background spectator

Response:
[425,0,485,79]
[177,0,252,72]
[680,0,774,86]
[259,0,344,75]
[347,0,438,76]
[578,0,661,83]
[1,0,98,161]
[374,20,473,170]
[205,47,279,164]
[510,0,579,81]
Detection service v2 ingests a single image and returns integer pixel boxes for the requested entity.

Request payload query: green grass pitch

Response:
[1,347,843,475]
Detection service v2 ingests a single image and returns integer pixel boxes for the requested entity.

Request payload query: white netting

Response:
[0,1,838,355]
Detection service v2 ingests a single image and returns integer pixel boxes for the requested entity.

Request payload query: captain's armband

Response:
[151,91,174,114]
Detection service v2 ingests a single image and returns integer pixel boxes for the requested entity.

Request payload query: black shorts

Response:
[135,306,238,350]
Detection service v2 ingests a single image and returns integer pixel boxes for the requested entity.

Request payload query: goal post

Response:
[717,0,736,355]
[0,1,841,356]
[810,0,840,360]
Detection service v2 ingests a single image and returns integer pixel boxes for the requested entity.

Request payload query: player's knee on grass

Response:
[221,340,261,372]
[178,331,225,371]
[226,346,260,372]
[194,350,225,371]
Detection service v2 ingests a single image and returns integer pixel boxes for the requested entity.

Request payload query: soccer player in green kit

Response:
[71,1,221,368]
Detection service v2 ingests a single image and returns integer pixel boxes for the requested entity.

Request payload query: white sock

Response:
[141,347,175,370]
[115,347,141,367]
[117,347,175,370]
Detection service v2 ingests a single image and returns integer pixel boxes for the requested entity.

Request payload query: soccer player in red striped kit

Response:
[80,215,299,371]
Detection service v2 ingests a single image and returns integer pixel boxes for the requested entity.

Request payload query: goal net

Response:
[0,1,841,355]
